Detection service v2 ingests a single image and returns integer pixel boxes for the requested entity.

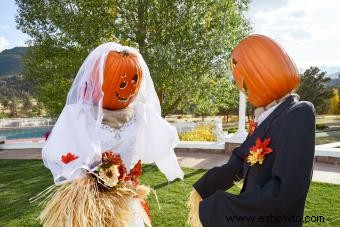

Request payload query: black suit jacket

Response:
[193,95,316,227]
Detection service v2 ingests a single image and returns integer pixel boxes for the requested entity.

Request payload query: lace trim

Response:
[100,115,137,140]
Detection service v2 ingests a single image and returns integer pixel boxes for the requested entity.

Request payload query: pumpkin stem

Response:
[121,50,130,57]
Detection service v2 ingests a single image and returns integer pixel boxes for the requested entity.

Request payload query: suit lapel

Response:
[240,95,298,191]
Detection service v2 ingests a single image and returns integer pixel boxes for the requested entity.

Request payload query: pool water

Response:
[0,127,52,140]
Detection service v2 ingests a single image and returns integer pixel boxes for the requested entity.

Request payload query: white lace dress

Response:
[99,115,139,170]
[99,116,149,227]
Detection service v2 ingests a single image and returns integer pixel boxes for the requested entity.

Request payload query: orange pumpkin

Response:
[230,34,300,107]
[101,51,143,110]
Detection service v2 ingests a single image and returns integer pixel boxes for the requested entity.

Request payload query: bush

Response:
[179,124,216,142]
[0,111,9,118]
[316,124,329,130]
[227,127,238,133]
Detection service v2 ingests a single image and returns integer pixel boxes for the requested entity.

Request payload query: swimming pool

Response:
[0,126,52,140]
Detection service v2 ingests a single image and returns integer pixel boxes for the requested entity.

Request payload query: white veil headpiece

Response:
[42,42,184,184]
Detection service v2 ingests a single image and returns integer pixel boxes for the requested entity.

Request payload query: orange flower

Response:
[102,151,123,165]
[246,138,273,166]
[127,160,142,185]
[99,152,143,187]
[248,119,257,135]
[102,151,127,180]
[61,152,79,164]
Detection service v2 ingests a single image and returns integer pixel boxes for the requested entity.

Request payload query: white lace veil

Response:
[42,42,184,184]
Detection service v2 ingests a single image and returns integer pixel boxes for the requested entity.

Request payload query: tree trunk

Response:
[136,0,147,55]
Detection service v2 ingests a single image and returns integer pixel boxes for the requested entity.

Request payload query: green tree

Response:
[297,66,334,113]
[215,75,239,122]
[2,99,9,109]
[16,0,250,117]
[191,75,219,121]
[119,0,250,116]
[16,0,119,116]
[22,95,33,116]
[8,98,19,117]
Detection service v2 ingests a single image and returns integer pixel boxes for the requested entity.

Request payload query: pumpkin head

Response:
[101,51,143,110]
[230,34,300,107]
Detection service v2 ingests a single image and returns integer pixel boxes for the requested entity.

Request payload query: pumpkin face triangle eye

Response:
[120,81,127,89]
[132,74,138,84]
[232,58,237,69]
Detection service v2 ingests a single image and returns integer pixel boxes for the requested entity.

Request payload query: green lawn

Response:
[0,160,339,227]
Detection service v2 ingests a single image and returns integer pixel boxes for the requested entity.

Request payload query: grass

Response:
[316,136,340,145]
[0,160,340,227]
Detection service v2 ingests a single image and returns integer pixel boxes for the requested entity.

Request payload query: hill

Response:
[329,78,340,87]
[0,47,28,77]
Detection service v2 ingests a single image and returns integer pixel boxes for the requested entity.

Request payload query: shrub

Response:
[179,124,216,142]
[227,127,238,133]
[316,124,329,130]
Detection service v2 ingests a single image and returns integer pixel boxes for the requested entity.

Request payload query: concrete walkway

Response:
[176,151,340,185]
[1,149,340,185]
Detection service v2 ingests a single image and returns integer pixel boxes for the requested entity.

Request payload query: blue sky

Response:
[1,0,340,73]
[246,0,340,73]
[0,0,28,49]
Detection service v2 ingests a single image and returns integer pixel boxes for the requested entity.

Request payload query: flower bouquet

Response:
[36,151,152,227]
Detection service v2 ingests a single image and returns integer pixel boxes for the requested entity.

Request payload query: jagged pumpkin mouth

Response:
[115,92,135,103]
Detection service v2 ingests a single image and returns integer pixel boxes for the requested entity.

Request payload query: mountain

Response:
[329,78,340,87]
[0,47,28,77]
[327,70,340,88]
[327,71,340,79]
[320,66,340,78]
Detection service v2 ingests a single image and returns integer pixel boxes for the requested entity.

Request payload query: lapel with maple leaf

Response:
[246,138,273,166]
[237,95,297,190]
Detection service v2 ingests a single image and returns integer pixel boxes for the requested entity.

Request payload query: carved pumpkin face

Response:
[102,51,143,110]
[230,34,300,107]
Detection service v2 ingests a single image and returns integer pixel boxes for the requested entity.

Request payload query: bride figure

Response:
[39,42,184,227]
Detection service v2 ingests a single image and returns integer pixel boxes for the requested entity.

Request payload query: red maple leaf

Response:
[248,119,257,135]
[61,152,79,164]
[251,138,273,156]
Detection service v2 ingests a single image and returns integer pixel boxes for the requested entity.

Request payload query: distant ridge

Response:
[0,47,28,77]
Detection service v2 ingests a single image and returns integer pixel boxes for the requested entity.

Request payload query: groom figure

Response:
[191,34,315,227]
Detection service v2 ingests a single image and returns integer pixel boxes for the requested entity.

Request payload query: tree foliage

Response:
[297,66,334,114]
[16,0,250,117]
[16,0,119,116]
[328,88,340,114]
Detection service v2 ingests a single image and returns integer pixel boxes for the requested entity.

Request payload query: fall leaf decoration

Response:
[96,151,143,190]
[127,160,142,186]
[248,119,257,135]
[101,152,127,180]
[61,152,79,164]
[140,199,151,220]
[246,138,273,166]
